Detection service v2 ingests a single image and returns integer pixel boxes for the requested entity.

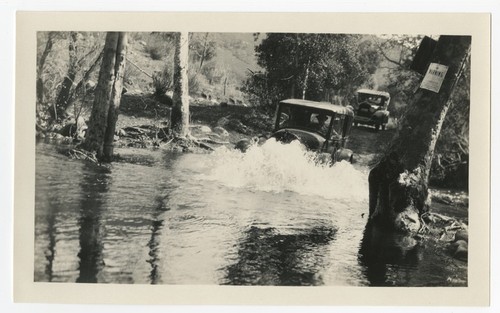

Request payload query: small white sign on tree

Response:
[420,63,449,93]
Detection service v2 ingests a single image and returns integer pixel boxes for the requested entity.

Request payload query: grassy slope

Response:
[124,32,259,100]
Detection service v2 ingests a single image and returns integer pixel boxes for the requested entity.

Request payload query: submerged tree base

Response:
[368,152,430,233]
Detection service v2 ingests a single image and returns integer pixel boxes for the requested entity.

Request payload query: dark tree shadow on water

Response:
[76,164,110,283]
[223,225,335,286]
[39,194,59,282]
[358,221,421,286]
[146,208,167,284]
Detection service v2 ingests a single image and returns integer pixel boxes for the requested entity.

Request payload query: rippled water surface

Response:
[35,139,466,286]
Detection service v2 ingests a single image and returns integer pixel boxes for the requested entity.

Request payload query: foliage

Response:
[241,71,278,109]
[152,64,174,97]
[249,33,380,109]
[371,34,425,117]
[200,61,223,85]
[189,33,217,72]
[36,32,105,126]
[188,69,202,95]
[144,32,174,60]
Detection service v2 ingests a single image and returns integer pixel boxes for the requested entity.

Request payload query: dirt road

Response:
[348,125,397,167]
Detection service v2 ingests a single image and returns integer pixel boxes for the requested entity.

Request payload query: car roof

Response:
[279,99,354,117]
[356,89,391,98]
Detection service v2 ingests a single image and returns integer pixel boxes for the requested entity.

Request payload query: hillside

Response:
[123,32,260,104]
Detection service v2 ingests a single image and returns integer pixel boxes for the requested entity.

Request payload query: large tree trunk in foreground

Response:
[171,32,190,137]
[82,32,127,162]
[368,35,471,233]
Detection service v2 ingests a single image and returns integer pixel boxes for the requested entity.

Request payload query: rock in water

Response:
[448,240,468,261]
[453,240,468,261]
[454,229,468,242]
[235,139,250,152]
[213,126,229,138]
[234,137,259,152]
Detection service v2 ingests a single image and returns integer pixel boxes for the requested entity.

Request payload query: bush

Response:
[144,42,165,60]
[188,70,201,95]
[144,33,172,60]
[152,65,173,97]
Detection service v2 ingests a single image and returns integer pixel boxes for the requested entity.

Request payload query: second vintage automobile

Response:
[270,99,355,163]
[353,89,391,131]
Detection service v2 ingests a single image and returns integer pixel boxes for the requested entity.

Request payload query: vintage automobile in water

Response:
[270,99,355,163]
[353,89,391,131]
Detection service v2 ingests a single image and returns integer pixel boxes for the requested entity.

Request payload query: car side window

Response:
[331,115,343,139]
[310,113,332,136]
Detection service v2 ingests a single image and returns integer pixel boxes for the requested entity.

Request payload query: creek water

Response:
[34,138,466,286]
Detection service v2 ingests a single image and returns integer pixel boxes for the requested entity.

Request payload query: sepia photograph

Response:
[33,30,471,286]
[12,11,491,307]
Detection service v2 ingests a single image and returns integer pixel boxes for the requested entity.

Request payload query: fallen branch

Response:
[428,212,454,222]
[67,148,99,164]
[194,137,230,145]
[418,214,430,234]
[192,140,215,151]
[126,57,153,78]
[163,138,174,146]
[186,134,215,151]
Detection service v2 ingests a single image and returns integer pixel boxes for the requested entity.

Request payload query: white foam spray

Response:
[202,139,368,202]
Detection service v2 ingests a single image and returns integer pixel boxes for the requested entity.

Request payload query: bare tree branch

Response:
[372,38,405,68]
[126,57,153,78]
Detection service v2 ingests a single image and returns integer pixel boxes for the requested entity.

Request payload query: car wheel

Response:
[382,124,386,131]
[354,122,358,127]
[375,124,380,131]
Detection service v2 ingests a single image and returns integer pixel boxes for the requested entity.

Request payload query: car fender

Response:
[372,110,389,123]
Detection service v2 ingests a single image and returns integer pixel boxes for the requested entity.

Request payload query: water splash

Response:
[203,139,368,202]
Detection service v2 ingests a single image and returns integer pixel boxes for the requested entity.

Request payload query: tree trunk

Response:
[368,35,471,233]
[82,32,127,162]
[55,31,79,120]
[102,33,127,161]
[302,58,311,100]
[171,32,190,137]
[198,32,210,72]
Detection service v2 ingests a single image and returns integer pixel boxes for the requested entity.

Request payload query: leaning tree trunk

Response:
[368,35,471,233]
[171,31,190,137]
[55,31,79,120]
[198,32,210,72]
[82,32,127,162]
[67,50,103,110]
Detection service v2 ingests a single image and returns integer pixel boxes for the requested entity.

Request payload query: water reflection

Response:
[147,201,168,284]
[42,195,58,282]
[146,219,163,284]
[76,164,110,283]
[224,225,335,286]
[358,221,421,286]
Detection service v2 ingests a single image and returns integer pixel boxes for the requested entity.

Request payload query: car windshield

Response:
[277,104,340,138]
[357,93,387,108]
